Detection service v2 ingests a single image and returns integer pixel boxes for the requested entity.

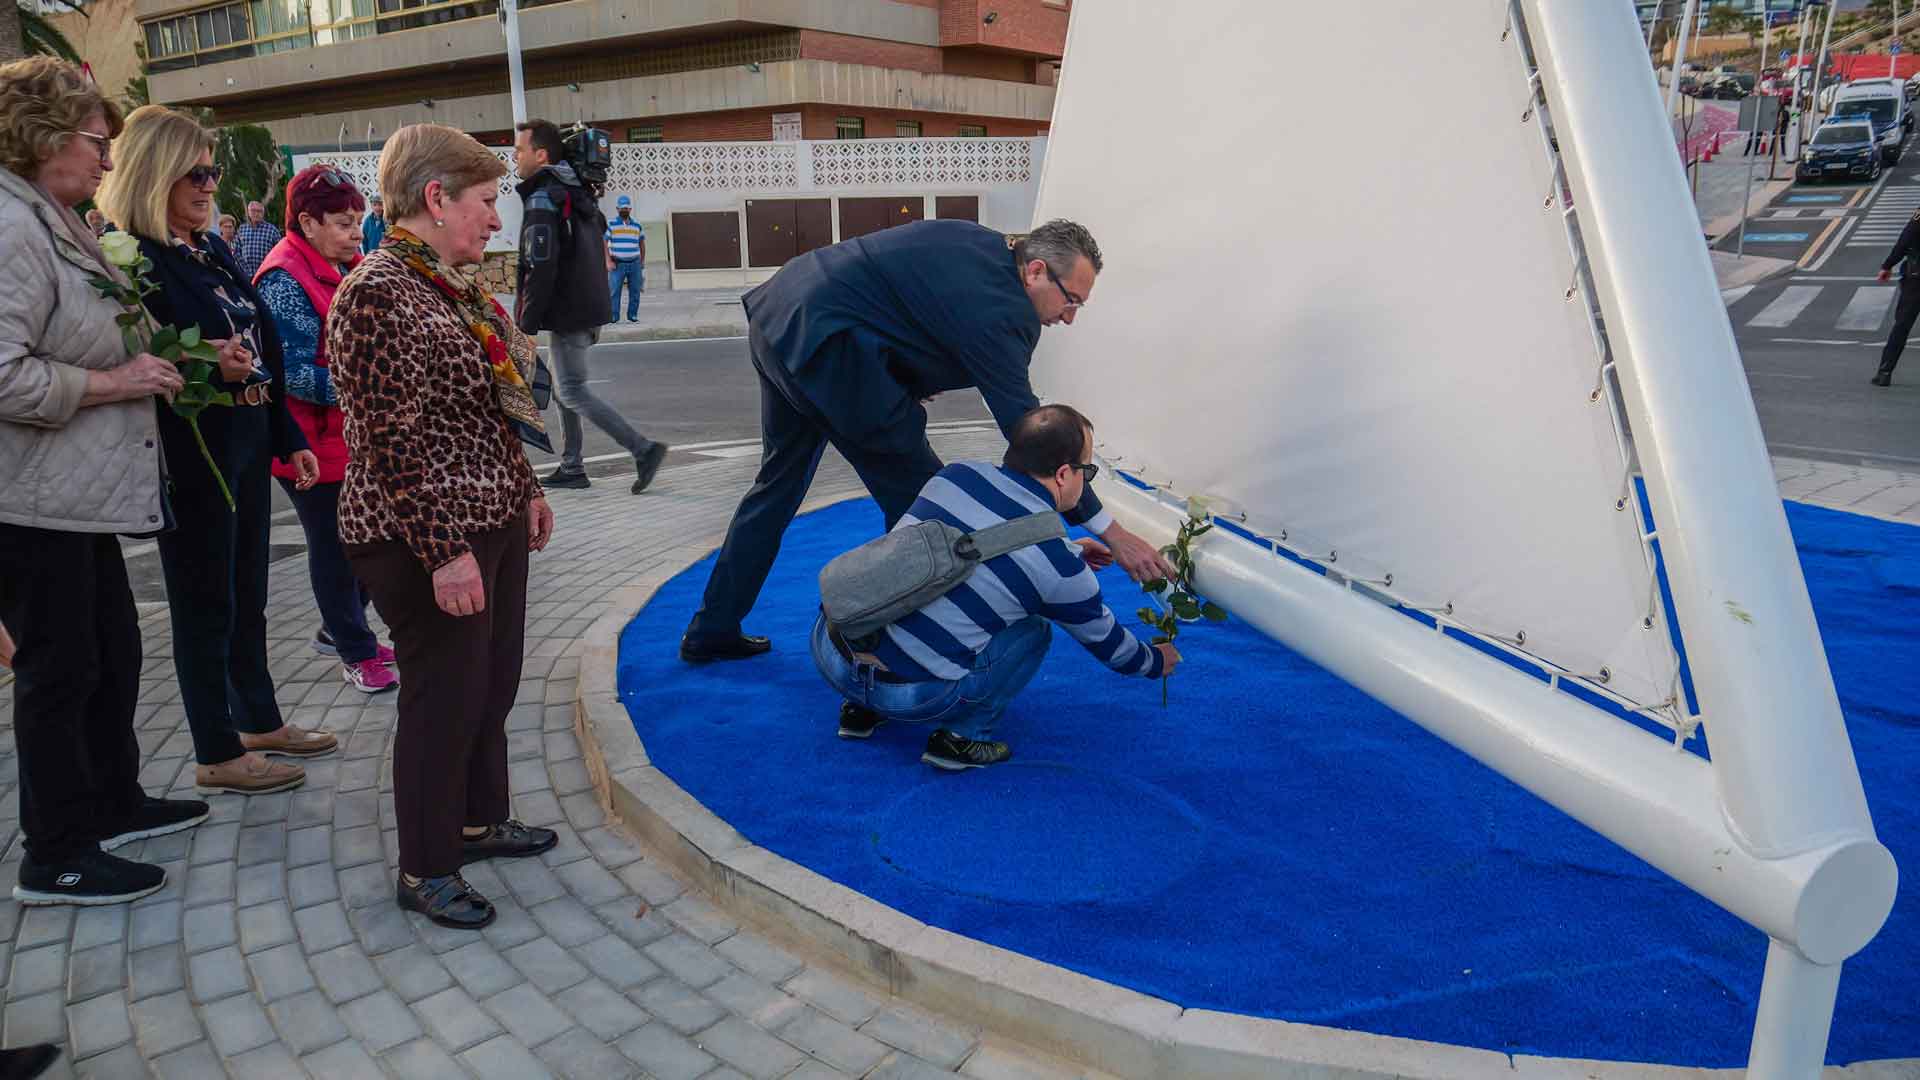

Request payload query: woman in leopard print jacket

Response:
[329,124,559,931]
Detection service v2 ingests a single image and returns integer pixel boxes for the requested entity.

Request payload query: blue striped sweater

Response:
[869,462,1166,683]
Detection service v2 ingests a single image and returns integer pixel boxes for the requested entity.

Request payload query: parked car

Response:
[1798,118,1883,182]
[1830,81,1909,162]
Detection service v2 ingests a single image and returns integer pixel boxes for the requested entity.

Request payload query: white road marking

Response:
[1721,284,1756,306]
[1836,286,1895,330]
[1747,285,1824,327]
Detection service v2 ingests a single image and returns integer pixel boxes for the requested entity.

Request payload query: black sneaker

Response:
[545,470,591,490]
[837,702,886,740]
[631,442,669,494]
[679,632,772,663]
[921,729,1011,771]
[313,627,338,656]
[13,850,165,906]
[97,796,211,852]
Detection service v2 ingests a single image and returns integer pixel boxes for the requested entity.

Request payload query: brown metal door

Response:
[745,199,798,268]
[838,196,925,241]
[934,195,980,222]
[794,199,833,257]
[670,211,741,270]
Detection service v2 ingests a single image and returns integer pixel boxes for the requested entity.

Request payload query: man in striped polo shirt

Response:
[605,195,645,323]
[811,405,1181,771]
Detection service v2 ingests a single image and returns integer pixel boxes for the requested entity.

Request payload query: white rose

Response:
[100,230,141,268]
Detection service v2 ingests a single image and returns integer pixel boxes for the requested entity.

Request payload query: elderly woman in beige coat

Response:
[0,57,212,907]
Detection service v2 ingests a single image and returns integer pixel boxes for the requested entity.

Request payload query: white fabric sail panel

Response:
[1031,0,1679,707]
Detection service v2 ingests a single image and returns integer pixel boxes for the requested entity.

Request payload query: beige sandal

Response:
[195,753,306,795]
[240,724,338,758]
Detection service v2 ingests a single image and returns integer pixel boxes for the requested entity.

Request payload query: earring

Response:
[434,219,445,227]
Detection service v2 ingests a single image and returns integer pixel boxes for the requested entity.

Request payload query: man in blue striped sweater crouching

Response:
[811,405,1181,771]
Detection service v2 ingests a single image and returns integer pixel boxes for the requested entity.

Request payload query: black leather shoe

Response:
[396,873,495,930]
[1872,371,1893,387]
[0,1043,59,1080]
[461,820,558,864]
[837,702,886,739]
[679,632,772,662]
[631,442,669,494]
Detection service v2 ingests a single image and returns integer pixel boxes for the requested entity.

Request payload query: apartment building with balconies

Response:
[135,0,1069,151]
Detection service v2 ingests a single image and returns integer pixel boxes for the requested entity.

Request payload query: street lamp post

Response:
[500,0,529,128]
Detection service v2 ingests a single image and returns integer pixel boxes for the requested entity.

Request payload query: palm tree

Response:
[17,3,78,61]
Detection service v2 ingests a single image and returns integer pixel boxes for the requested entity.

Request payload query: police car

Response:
[1798,117,1883,183]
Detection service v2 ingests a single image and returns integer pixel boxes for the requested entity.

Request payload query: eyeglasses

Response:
[66,130,111,164]
[1043,263,1086,310]
[1070,462,1100,482]
[311,166,354,190]
[184,165,223,188]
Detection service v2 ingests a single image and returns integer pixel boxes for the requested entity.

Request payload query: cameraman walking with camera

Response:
[512,120,668,493]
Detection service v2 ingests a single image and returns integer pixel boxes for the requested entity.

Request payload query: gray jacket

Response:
[0,168,165,534]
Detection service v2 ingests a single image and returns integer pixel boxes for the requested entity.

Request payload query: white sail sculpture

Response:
[1032,2,1896,1075]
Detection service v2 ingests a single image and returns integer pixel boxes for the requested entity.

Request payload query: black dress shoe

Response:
[396,873,495,929]
[1872,371,1893,386]
[0,1044,59,1080]
[679,632,772,662]
[461,820,558,864]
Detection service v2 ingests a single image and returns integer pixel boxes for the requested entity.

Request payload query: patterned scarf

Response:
[383,225,552,453]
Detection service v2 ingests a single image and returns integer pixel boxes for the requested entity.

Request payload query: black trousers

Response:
[155,403,283,764]
[0,526,145,860]
[1880,275,1920,376]
[349,518,527,878]
[687,344,943,641]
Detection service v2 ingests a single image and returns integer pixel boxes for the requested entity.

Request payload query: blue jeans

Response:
[810,613,1052,741]
[608,260,642,320]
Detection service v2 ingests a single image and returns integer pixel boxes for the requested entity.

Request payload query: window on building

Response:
[957,124,988,137]
[627,125,664,143]
[835,116,865,140]
[895,120,922,138]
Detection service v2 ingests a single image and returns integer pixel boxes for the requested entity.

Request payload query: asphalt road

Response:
[1718,132,1920,469]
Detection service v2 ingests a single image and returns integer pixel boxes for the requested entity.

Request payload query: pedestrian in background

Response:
[233,198,281,279]
[605,193,644,322]
[255,164,399,694]
[512,119,667,493]
[217,212,236,248]
[0,57,208,907]
[332,123,559,930]
[100,105,330,795]
[1873,207,1920,386]
[361,192,386,254]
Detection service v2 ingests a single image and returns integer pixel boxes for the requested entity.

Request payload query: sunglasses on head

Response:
[311,166,354,190]
[184,165,223,187]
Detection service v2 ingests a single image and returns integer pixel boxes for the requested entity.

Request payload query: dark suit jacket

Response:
[743,218,1103,526]
[137,231,306,462]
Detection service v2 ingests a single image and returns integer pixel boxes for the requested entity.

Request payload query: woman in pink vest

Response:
[256,166,398,693]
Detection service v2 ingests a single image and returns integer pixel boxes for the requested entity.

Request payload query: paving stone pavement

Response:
[0,430,1116,1080]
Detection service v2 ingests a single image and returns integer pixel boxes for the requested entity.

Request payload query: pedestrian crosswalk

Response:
[1736,282,1895,335]
[1845,181,1920,249]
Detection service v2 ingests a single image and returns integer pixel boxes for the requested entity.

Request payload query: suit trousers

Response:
[348,517,528,878]
[0,527,145,859]
[687,345,944,641]
[1879,274,1920,376]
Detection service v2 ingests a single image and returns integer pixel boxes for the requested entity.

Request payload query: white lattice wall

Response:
[295,136,1047,269]
[810,138,1035,187]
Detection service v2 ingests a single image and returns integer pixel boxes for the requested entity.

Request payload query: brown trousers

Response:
[348,516,528,878]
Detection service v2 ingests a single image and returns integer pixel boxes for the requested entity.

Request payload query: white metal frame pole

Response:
[1812,1,1838,130]
[1796,3,1813,147]
[1517,0,1895,1070]
[500,0,529,128]
[1665,0,1701,123]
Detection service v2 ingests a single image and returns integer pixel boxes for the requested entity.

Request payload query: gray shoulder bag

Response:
[819,512,1067,643]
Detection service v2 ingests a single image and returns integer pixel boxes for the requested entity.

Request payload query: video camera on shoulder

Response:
[562,123,611,192]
